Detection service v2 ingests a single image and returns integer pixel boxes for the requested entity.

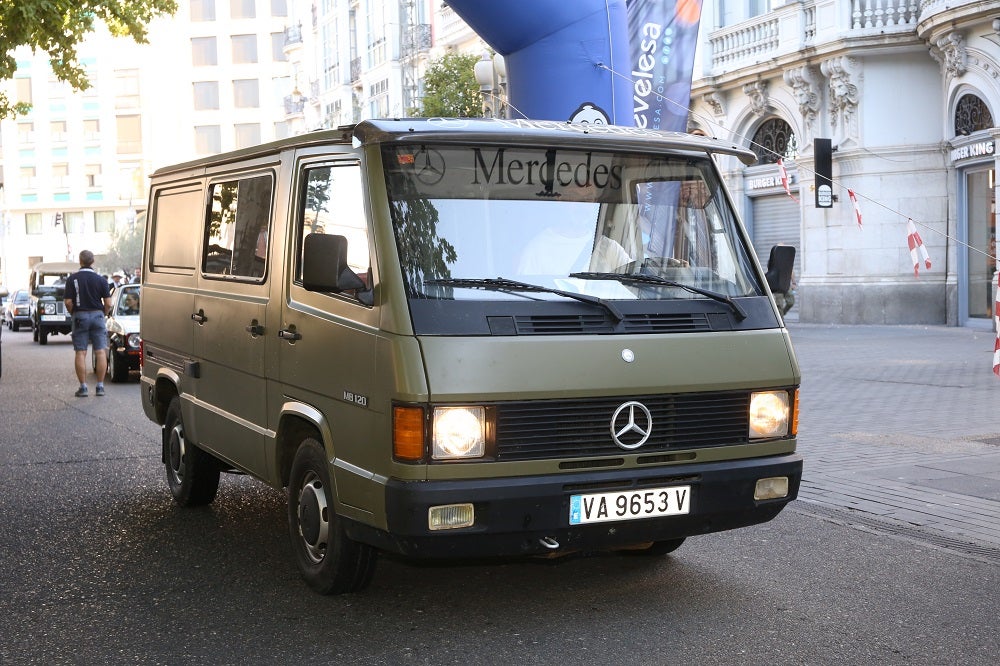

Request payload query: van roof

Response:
[152,118,758,176]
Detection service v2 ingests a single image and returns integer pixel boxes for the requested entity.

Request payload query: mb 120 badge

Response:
[610,401,652,450]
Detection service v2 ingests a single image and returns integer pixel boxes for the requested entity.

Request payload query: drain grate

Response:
[792,502,1000,564]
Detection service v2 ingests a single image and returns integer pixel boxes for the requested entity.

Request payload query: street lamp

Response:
[474,52,508,119]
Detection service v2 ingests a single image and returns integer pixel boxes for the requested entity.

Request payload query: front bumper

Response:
[346,453,802,558]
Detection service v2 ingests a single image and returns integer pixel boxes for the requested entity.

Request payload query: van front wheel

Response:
[287,438,376,594]
[163,397,220,506]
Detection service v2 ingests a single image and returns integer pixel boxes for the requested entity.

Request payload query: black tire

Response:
[622,537,686,557]
[32,325,38,342]
[38,327,47,345]
[163,396,220,506]
[11,321,19,332]
[108,347,129,383]
[287,437,376,594]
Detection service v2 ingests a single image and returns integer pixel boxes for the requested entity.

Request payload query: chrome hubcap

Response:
[167,424,186,485]
[297,473,329,564]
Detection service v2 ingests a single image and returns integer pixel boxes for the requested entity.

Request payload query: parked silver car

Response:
[103,284,142,382]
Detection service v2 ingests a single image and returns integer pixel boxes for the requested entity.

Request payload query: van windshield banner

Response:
[627,0,703,132]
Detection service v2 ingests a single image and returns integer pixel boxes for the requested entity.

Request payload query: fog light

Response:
[428,503,474,530]
[754,477,789,500]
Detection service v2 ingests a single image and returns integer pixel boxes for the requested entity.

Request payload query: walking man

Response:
[63,250,112,397]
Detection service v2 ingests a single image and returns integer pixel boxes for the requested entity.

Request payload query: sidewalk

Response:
[788,323,1000,559]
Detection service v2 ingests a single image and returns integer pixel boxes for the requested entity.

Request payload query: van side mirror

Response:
[302,233,369,295]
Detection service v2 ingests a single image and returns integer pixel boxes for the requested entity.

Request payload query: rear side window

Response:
[204,173,273,280]
[150,185,204,272]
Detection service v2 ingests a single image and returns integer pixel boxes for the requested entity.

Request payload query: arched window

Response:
[954,94,994,136]
[749,118,797,165]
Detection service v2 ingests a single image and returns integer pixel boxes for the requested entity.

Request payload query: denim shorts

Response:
[71,311,108,352]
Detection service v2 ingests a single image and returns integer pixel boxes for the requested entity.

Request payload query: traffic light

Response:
[815,138,833,208]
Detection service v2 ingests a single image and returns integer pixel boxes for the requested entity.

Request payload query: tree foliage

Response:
[103,214,145,274]
[0,0,178,118]
[416,52,483,118]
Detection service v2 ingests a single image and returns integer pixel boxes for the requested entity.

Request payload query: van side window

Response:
[151,186,203,272]
[297,163,371,292]
[204,174,273,279]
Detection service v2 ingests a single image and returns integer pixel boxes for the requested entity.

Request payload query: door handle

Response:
[245,320,265,337]
[278,327,302,341]
[191,309,207,324]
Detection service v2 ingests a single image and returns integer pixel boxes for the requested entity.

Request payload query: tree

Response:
[416,52,483,118]
[0,0,178,119]
[102,214,145,275]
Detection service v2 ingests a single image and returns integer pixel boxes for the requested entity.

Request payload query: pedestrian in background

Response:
[63,250,112,397]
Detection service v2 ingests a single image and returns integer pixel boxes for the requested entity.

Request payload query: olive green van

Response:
[140,118,801,594]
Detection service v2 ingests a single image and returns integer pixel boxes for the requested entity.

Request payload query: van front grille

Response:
[494,390,750,461]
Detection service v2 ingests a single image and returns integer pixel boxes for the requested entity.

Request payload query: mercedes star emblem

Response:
[610,401,652,450]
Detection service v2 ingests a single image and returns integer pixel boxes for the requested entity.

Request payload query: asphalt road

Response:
[1,329,997,665]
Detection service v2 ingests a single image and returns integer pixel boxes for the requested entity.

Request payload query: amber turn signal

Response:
[393,405,425,461]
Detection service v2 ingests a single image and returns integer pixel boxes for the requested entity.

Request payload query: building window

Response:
[235,123,261,148]
[15,77,32,105]
[195,125,222,154]
[95,210,116,233]
[50,120,67,142]
[231,0,256,19]
[52,163,69,189]
[191,0,216,21]
[64,211,85,234]
[192,37,219,66]
[116,115,142,154]
[25,212,43,235]
[271,0,287,17]
[193,81,221,110]
[955,94,994,136]
[119,163,143,200]
[85,164,102,188]
[232,34,258,64]
[750,117,797,165]
[19,166,36,190]
[83,119,100,140]
[115,69,141,109]
[17,122,34,143]
[233,79,260,108]
[271,32,286,62]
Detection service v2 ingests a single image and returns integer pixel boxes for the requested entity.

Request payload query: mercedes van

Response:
[140,118,802,594]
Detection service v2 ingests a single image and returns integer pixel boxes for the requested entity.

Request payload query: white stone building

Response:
[0,0,484,289]
[690,0,999,327]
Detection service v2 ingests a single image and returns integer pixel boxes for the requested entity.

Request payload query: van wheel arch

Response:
[277,416,324,488]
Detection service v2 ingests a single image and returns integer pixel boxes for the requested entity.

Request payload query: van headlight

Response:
[749,390,790,439]
[432,406,486,459]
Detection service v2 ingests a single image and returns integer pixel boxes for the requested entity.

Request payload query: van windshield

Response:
[383,144,763,303]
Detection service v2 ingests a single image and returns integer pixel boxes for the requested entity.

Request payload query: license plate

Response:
[569,486,691,525]
[41,315,65,322]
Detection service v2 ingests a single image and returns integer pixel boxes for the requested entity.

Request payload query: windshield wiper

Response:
[424,277,625,322]
[569,271,748,321]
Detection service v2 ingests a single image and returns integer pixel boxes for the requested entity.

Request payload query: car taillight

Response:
[139,339,144,369]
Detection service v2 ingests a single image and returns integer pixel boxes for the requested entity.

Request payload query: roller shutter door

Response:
[750,194,801,278]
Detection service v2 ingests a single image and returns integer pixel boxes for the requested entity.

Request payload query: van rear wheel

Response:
[163,397,220,506]
[287,438,376,594]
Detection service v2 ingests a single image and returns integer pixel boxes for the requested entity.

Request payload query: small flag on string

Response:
[847,189,862,229]
[906,218,931,277]
[776,158,798,203]
[994,271,999,377]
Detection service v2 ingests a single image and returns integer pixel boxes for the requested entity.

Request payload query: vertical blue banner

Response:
[627,0,703,132]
